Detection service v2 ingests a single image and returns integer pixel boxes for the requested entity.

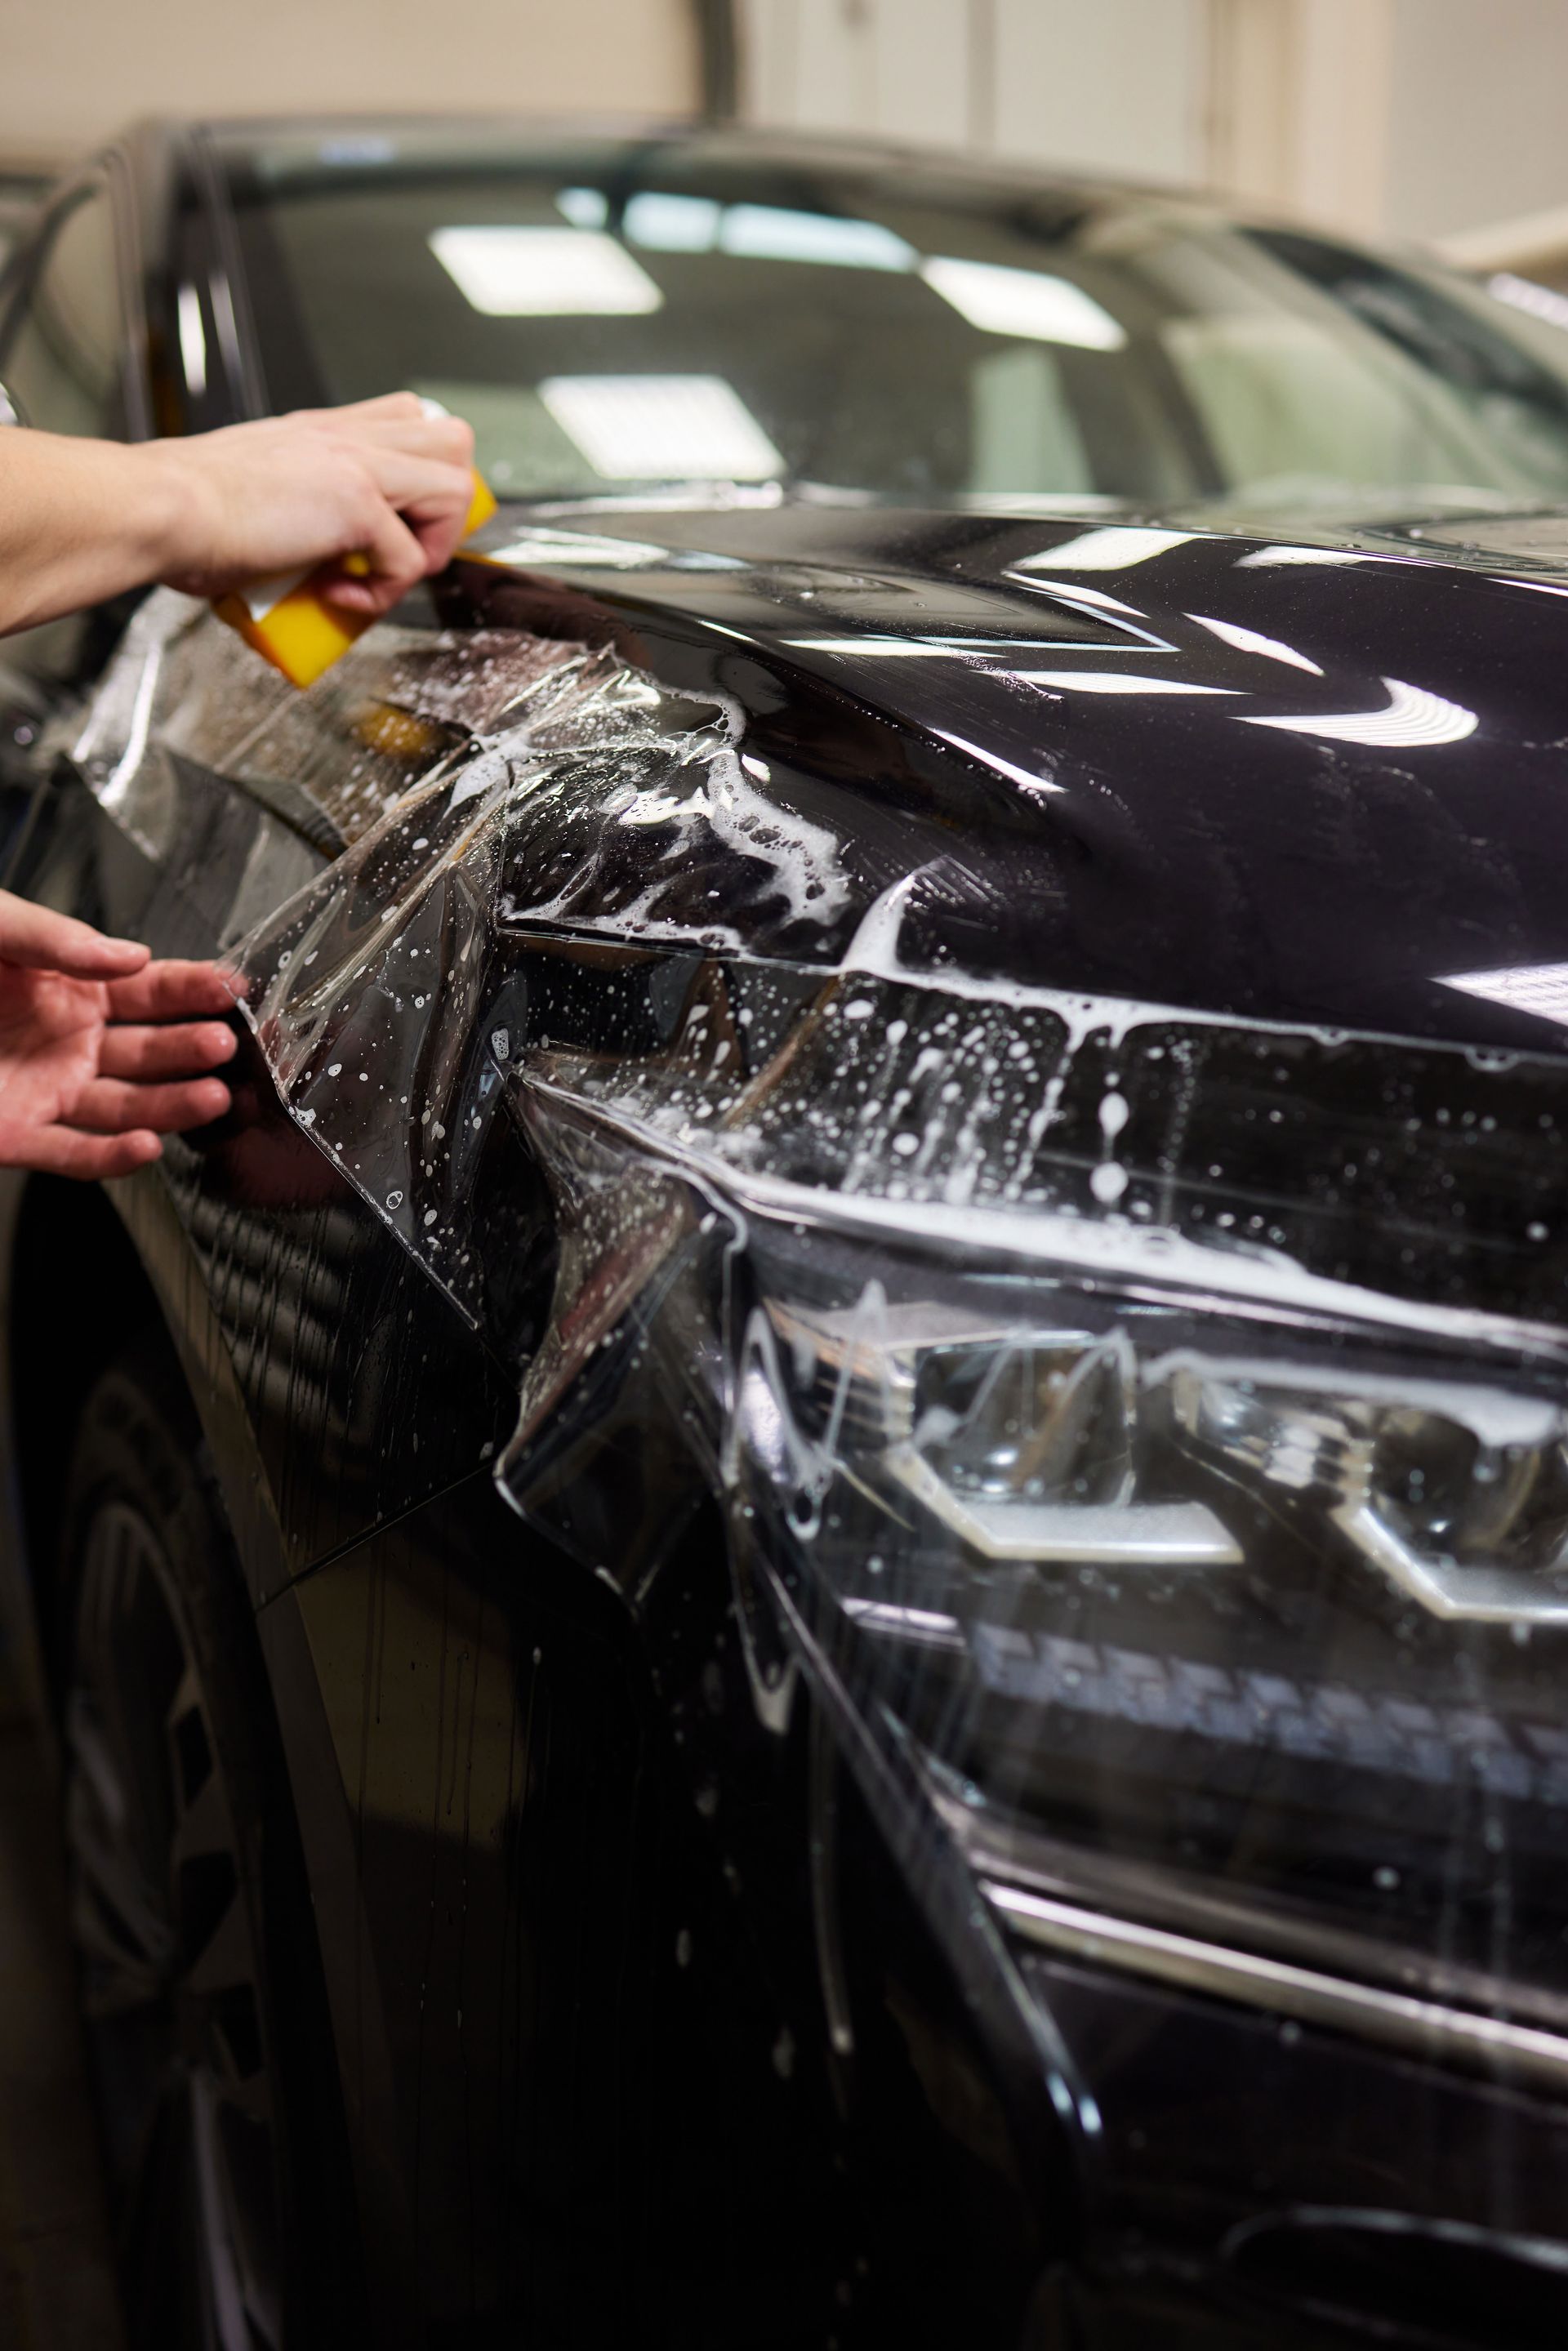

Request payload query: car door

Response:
[0,163,145,857]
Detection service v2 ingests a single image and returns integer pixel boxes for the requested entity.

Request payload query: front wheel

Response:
[58,1342,355,2349]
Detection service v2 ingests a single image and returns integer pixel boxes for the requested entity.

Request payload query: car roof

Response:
[190,114,1219,220]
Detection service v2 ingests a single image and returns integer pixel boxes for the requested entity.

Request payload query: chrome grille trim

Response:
[987,1881,1568,2097]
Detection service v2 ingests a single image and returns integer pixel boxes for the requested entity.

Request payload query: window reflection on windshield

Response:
[228,135,1568,514]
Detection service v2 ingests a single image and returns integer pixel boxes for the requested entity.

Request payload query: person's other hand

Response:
[0,893,238,1178]
[147,393,478,620]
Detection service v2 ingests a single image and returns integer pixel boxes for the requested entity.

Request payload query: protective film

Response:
[74,592,1568,2309]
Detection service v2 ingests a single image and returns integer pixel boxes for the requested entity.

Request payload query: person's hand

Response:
[0,396,479,639]
[144,392,479,620]
[0,893,239,1179]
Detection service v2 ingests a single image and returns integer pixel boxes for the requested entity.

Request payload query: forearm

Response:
[0,431,195,636]
[0,398,474,642]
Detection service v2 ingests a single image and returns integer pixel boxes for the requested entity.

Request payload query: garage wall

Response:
[990,0,1208,185]
[0,0,700,170]
[1383,0,1568,240]
[739,0,1211,182]
[739,0,1568,247]
[738,0,1390,224]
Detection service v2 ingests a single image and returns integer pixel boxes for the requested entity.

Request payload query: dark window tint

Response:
[0,180,123,439]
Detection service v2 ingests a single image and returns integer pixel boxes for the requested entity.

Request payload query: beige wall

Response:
[0,0,700,170]
[740,0,1398,227]
[1385,0,1568,240]
[740,0,1210,183]
[740,0,1568,248]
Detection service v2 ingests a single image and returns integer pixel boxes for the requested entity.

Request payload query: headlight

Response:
[1166,1358,1568,1619]
[766,1301,1243,1566]
[720,1213,1568,2082]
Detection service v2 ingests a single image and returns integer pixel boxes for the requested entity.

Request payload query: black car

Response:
[7,116,1568,2351]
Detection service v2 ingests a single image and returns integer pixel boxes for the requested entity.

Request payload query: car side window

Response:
[0,178,125,439]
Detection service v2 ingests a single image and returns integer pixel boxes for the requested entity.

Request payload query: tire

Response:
[57,1339,359,2351]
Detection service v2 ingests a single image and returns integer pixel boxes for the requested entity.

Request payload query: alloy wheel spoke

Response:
[189,2071,266,2351]
[66,1770,176,2009]
[66,1486,283,2348]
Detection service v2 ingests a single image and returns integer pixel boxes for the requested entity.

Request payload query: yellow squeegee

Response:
[214,471,497,689]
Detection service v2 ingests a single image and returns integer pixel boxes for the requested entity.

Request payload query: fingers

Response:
[300,407,477,600]
[0,946,238,1177]
[0,1120,164,1179]
[349,445,474,524]
[338,416,475,470]
[104,959,241,1022]
[156,398,478,608]
[401,488,477,578]
[318,391,426,425]
[96,1020,238,1082]
[0,892,150,979]
[71,1073,233,1135]
[322,502,429,617]
[317,443,475,615]
[341,444,470,554]
[287,402,474,480]
[317,399,474,468]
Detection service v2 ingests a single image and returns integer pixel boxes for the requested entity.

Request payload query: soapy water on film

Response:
[72,602,1111,1298]
[64,594,1568,1629]
[68,592,1568,1375]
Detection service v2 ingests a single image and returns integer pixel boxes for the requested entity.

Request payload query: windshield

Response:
[225,128,1568,515]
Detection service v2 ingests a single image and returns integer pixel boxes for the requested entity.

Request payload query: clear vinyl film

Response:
[70,585,1568,2250]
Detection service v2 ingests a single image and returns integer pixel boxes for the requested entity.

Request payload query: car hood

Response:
[454,496,1568,1055]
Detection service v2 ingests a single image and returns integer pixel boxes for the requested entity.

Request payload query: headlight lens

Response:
[727,1220,1568,2026]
